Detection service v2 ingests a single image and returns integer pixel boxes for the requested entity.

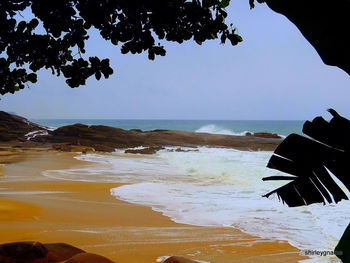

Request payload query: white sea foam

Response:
[195,124,248,136]
[43,147,349,262]
[156,255,210,263]
[25,130,48,140]
[44,151,185,183]
[195,124,286,138]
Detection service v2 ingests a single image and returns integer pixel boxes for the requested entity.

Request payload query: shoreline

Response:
[0,149,307,262]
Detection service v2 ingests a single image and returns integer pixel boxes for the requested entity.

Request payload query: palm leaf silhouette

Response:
[263,109,350,207]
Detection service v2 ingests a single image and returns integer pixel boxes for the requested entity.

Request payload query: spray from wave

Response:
[195,124,249,136]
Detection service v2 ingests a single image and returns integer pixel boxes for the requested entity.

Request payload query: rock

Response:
[0,111,283,151]
[253,132,281,139]
[175,148,199,152]
[246,132,280,138]
[167,148,199,152]
[93,144,115,152]
[0,242,115,263]
[34,124,144,150]
[129,129,142,133]
[52,143,72,152]
[0,111,46,142]
[125,146,164,154]
[0,241,48,263]
[33,123,282,151]
[163,256,200,263]
[52,144,95,153]
[69,146,95,153]
[60,252,115,263]
[44,243,85,262]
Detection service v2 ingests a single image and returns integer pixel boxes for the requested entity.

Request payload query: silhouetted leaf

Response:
[219,0,230,8]
[95,71,101,80]
[263,109,350,207]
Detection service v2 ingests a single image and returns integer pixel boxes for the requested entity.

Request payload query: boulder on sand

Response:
[0,242,115,263]
[52,144,95,153]
[163,256,201,263]
[60,252,115,263]
[45,243,85,262]
[0,241,48,263]
[93,144,115,152]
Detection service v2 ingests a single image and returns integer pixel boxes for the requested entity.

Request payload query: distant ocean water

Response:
[31,119,304,137]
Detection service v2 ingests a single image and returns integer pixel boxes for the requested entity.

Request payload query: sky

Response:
[0,1,349,120]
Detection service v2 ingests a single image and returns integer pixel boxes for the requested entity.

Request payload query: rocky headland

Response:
[0,111,282,152]
[0,111,45,142]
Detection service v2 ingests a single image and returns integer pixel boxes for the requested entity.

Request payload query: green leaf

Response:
[219,0,230,8]
[111,38,118,45]
[27,73,37,83]
[235,34,243,42]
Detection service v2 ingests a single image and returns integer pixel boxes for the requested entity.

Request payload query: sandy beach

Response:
[0,149,307,263]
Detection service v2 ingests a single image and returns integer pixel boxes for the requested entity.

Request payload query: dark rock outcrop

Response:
[93,144,116,153]
[173,148,199,152]
[52,143,95,153]
[0,111,45,142]
[45,243,85,262]
[0,241,48,263]
[163,256,200,263]
[245,132,281,139]
[125,146,165,154]
[252,132,281,139]
[0,111,282,152]
[60,252,115,263]
[33,124,282,151]
[0,242,114,263]
[129,129,142,133]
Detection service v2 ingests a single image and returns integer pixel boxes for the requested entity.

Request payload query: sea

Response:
[31,119,304,136]
[33,119,348,263]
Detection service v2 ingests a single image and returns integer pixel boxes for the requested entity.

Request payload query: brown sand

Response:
[0,150,307,263]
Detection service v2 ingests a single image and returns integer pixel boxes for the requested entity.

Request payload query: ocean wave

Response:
[43,147,347,262]
[195,124,249,136]
[111,181,346,263]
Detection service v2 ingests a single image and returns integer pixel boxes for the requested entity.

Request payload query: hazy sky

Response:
[0,1,349,120]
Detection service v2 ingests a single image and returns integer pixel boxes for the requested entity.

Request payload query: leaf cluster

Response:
[263,109,350,207]
[0,0,242,95]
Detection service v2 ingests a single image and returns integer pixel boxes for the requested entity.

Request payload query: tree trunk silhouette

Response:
[265,0,350,75]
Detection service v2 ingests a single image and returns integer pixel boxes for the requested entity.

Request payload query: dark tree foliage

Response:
[263,109,350,207]
[0,0,243,95]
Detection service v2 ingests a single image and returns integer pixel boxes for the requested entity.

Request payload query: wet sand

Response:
[0,150,307,263]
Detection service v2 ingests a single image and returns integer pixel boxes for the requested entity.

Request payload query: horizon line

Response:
[29,118,306,121]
